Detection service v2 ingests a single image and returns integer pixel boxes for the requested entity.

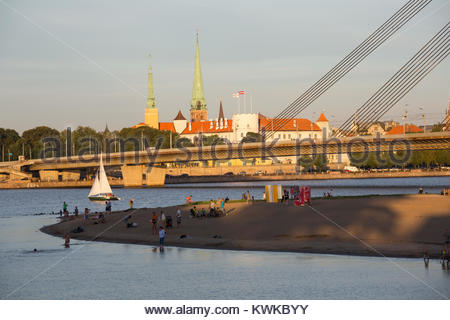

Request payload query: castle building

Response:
[133,34,332,147]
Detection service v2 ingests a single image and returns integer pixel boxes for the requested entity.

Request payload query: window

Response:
[288,134,291,139]
[283,134,286,139]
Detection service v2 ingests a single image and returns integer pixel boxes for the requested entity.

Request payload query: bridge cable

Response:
[336,22,449,136]
[264,0,430,137]
[262,0,431,139]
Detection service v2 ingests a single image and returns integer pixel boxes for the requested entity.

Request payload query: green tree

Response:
[431,123,444,132]
[313,154,328,171]
[241,132,262,143]
[0,128,20,161]
[119,127,177,151]
[21,126,60,159]
[298,155,314,172]
[202,134,225,146]
[435,149,450,166]
[71,126,101,155]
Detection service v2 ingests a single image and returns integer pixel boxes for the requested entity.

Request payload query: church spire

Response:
[190,29,207,122]
[146,54,156,109]
[218,98,224,120]
[144,54,159,129]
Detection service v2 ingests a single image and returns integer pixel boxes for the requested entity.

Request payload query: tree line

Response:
[0,126,181,161]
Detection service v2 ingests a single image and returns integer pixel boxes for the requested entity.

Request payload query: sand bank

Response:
[41,194,450,258]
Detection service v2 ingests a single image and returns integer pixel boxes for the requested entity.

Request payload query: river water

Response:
[0,177,449,299]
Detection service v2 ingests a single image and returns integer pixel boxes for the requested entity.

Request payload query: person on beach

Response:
[220,198,225,214]
[444,229,450,249]
[63,201,67,212]
[246,191,250,203]
[74,206,79,216]
[160,211,166,227]
[152,212,158,235]
[209,200,215,216]
[186,195,193,204]
[84,208,89,222]
[190,206,198,218]
[129,198,134,209]
[176,208,182,228]
[159,226,165,249]
[64,233,70,248]
[105,200,112,213]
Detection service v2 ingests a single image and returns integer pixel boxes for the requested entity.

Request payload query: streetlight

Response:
[419,107,426,133]
[402,104,408,135]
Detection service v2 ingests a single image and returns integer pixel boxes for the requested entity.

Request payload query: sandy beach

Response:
[41,194,450,258]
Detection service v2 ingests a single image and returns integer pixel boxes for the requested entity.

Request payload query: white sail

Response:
[88,171,101,197]
[98,153,113,194]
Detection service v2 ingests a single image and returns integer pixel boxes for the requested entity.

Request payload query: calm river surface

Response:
[0,177,449,299]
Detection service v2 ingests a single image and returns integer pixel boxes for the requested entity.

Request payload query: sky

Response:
[1,0,449,133]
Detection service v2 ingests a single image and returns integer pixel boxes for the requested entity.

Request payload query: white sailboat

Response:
[88,154,120,201]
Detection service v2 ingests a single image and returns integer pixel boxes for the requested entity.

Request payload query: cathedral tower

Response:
[144,54,159,129]
[190,30,207,122]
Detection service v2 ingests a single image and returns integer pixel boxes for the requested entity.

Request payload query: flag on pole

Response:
[232,93,239,98]
[238,90,245,95]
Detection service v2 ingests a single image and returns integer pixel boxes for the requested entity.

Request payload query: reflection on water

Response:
[0,177,449,299]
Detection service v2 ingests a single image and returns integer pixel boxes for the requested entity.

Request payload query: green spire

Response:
[146,54,156,109]
[190,30,207,110]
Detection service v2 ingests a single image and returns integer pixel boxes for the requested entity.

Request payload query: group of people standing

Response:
[151,208,182,250]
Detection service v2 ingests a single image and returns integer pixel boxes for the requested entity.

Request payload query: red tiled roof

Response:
[259,118,320,132]
[386,124,423,135]
[159,122,175,132]
[317,113,328,122]
[131,122,146,129]
[173,110,186,121]
[181,120,233,134]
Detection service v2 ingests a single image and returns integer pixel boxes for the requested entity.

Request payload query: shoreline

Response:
[2,171,449,189]
[41,194,450,259]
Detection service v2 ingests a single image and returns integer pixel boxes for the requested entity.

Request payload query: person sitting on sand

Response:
[152,212,158,235]
[97,213,105,224]
[190,206,198,218]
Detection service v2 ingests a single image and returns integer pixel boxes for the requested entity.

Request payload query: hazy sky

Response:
[1,0,449,133]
